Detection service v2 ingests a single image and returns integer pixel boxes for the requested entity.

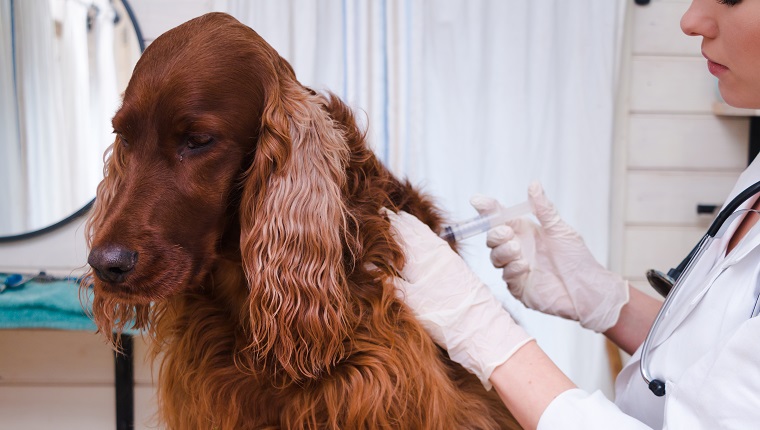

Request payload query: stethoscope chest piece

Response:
[646,269,674,298]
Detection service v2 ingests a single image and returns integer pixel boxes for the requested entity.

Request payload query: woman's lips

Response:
[705,54,728,77]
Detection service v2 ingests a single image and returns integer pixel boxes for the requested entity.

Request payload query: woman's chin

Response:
[718,85,760,110]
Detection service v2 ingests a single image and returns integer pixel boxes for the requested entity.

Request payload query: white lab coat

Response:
[538,157,760,429]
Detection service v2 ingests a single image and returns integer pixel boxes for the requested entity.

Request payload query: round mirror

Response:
[0,0,143,241]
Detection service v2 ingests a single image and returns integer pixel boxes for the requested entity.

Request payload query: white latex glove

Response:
[386,209,533,390]
[470,182,629,333]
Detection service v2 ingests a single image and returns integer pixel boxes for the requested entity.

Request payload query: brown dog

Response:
[84,12,519,429]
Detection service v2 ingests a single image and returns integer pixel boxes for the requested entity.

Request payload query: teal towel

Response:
[0,276,97,332]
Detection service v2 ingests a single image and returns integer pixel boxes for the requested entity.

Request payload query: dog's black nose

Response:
[88,244,138,283]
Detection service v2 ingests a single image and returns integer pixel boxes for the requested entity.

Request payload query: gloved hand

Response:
[470,182,629,333]
[386,209,533,390]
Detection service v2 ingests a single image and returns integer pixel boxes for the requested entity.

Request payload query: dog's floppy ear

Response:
[239,57,354,383]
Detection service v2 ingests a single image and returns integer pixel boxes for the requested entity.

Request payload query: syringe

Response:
[440,200,532,243]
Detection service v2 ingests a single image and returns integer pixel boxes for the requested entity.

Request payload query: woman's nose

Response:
[680,0,717,38]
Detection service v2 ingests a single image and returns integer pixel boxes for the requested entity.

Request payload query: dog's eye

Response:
[187,134,214,150]
[117,133,129,148]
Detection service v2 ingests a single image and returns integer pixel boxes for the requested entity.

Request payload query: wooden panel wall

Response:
[615,0,749,296]
[0,331,158,430]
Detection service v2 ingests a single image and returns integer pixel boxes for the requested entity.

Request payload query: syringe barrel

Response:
[440,200,531,243]
[440,213,501,243]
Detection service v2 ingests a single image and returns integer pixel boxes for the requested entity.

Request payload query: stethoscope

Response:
[641,179,760,397]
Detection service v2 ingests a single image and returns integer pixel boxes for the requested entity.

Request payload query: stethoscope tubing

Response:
[640,234,710,396]
[706,180,760,237]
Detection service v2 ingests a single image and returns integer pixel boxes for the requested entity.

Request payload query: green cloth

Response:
[0,275,97,331]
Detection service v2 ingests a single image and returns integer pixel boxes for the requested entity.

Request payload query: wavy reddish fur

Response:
[82,13,519,429]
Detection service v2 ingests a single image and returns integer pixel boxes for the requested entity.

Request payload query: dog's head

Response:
[87,14,268,300]
[85,13,403,380]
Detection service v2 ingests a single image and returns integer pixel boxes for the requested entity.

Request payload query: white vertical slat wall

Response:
[611,0,750,296]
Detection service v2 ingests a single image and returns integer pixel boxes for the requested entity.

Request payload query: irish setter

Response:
[84,12,518,429]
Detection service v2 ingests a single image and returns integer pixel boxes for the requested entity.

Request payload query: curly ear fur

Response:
[239,57,356,383]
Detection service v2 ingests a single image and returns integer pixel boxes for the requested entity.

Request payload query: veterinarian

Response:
[389,0,760,428]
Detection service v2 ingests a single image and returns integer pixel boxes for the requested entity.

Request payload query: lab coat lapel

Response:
[646,159,760,350]
[723,219,760,267]
[649,246,725,350]
[650,215,760,350]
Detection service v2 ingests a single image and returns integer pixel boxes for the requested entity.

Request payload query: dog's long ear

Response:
[239,57,354,383]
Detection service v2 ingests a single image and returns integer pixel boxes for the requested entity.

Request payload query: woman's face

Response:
[681,0,760,108]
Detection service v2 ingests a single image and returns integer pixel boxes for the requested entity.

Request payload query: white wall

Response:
[0,330,158,430]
